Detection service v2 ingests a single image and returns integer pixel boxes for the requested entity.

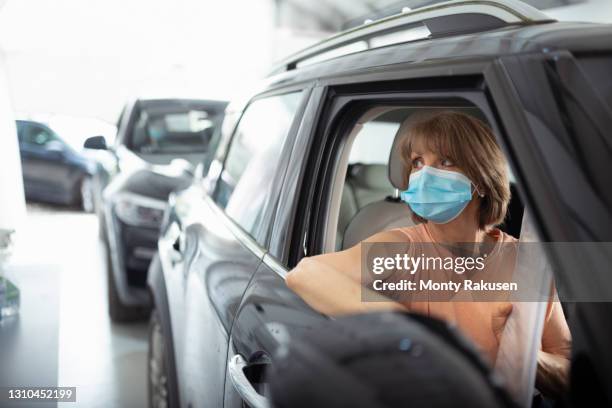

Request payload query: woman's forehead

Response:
[409,136,449,156]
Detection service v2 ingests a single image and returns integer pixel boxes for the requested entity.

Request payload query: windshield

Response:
[129,101,225,154]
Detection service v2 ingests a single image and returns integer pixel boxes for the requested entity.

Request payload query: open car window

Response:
[332,105,523,251]
[323,102,566,406]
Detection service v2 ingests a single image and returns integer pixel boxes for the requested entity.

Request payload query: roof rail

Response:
[269,0,554,75]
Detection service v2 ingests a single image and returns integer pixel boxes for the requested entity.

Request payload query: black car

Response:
[16,119,99,212]
[84,98,228,321]
[147,1,612,407]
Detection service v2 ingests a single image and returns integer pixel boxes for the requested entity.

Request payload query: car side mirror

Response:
[84,135,107,150]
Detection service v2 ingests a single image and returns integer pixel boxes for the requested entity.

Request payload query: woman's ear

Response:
[474,185,485,198]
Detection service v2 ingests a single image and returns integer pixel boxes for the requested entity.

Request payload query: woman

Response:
[286,111,571,398]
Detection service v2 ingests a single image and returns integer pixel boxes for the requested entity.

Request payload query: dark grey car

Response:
[147,1,612,407]
[17,119,100,212]
[85,98,228,321]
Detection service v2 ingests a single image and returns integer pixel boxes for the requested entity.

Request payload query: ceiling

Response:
[277,0,587,32]
[0,0,606,124]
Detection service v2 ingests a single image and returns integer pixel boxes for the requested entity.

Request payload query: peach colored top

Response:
[390,224,571,363]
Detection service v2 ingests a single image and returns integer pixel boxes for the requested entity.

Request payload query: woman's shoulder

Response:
[489,227,519,244]
[364,224,426,243]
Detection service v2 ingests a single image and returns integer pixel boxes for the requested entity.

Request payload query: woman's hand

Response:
[537,301,572,399]
[535,350,570,399]
[490,302,569,399]
[490,302,570,399]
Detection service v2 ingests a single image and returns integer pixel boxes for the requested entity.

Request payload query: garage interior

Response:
[0,1,610,407]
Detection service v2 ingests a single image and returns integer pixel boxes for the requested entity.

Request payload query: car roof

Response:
[15,118,49,127]
[265,20,612,88]
[129,98,229,115]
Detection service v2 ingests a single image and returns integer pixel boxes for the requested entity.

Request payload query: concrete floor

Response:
[10,203,148,408]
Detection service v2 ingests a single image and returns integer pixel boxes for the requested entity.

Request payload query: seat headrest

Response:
[348,164,388,190]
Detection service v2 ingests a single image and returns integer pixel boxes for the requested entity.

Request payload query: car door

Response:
[484,51,612,405]
[159,89,309,408]
[223,86,326,408]
[17,121,72,201]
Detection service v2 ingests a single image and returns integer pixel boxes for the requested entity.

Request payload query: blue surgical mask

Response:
[400,165,475,224]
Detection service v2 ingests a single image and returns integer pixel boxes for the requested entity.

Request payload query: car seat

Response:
[337,163,395,248]
[341,118,417,250]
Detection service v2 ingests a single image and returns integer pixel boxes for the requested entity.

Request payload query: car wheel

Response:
[80,176,95,213]
[148,310,169,408]
[105,237,149,322]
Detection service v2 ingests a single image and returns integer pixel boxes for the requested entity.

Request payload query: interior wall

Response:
[0,0,324,123]
[546,0,612,23]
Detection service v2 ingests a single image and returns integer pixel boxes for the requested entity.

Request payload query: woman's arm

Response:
[536,301,572,398]
[286,230,408,316]
[286,256,406,315]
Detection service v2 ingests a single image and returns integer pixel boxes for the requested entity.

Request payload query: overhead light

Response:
[402,7,412,13]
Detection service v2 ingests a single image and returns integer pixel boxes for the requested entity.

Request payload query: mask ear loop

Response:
[473,184,485,198]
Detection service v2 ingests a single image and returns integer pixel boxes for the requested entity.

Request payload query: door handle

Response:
[228,354,270,408]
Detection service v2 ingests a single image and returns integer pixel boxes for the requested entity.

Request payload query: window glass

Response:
[213,91,303,240]
[347,121,397,164]
[17,122,57,146]
[130,103,223,154]
[202,110,242,178]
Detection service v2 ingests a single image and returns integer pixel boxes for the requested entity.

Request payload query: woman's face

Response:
[406,144,481,228]
[409,143,462,174]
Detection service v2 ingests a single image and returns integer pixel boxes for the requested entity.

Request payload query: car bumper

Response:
[105,207,159,307]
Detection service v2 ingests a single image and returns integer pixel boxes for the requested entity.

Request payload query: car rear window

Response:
[128,101,225,154]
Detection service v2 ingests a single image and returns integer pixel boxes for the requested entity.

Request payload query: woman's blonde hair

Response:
[399,111,511,229]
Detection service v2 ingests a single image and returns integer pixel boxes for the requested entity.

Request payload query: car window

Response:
[130,104,223,154]
[319,101,561,406]
[335,118,399,250]
[333,106,523,251]
[348,120,397,165]
[212,91,303,242]
[17,121,58,146]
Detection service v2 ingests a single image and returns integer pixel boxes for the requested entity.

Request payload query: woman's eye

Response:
[441,158,454,167]
[412,158,423,169]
